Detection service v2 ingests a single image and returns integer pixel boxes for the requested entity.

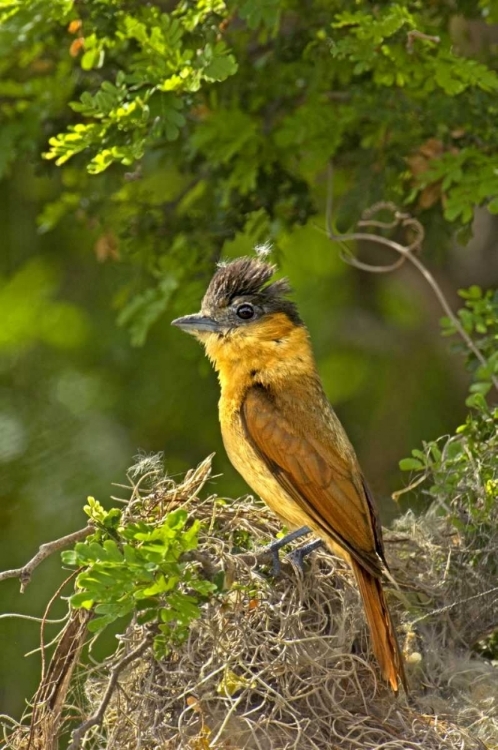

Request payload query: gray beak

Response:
[171,313,222,334]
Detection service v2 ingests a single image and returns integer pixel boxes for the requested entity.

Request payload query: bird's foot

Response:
[286,539,324,571]
[261,526,312,576]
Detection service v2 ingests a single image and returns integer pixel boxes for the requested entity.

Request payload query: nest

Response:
[5,454,498,750]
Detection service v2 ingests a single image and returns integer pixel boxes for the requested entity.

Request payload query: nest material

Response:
[7,455,498,750]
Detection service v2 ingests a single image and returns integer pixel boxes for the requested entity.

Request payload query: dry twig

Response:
[3,456,497,750]
[322,163,498,394]
[67,636,153,750]
[0,526,94,592]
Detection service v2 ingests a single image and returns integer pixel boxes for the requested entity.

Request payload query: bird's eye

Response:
[236,303,255,320]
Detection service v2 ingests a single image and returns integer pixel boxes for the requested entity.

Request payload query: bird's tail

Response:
[350,559,407,693]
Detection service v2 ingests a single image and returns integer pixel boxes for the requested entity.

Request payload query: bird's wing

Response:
[241,385,384,577]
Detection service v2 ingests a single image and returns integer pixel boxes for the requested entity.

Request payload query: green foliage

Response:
[331,7,498,94]
[44,4,237,173]
[2,0,498,341]
[440,286,498,402]
[412,150,498,224]
[400,405,498,534]
[62,497,217,657]
[400,286,498,557]
[116,271,180,346]
[0,258,89,351]
[3,0,498,717]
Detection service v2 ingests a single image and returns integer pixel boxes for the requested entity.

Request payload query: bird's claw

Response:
[259,526,314,576]
[286,539,324,571]
[268,546,282,577]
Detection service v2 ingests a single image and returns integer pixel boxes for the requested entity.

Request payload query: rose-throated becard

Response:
[172,256,406,693]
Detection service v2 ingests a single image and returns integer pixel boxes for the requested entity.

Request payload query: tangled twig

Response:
[3,456,498,750]
[67,636,153,750]
[323,163,498,394]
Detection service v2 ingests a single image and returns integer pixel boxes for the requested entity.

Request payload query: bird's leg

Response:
[262,526,312,575]
[286,539,324,571]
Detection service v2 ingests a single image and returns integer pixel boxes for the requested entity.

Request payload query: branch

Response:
[67,636,152,750]
[39,570,80,687]
[0,526,94,592]
[410,585,498,626]
[406,29,440,53]
[323,163,498,394]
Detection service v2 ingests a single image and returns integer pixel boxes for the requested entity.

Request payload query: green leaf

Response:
[165,509,188,530]
[445,440,464,459]
[117,274,179,346]
[411,449,426,461]
[61,550,78,566]
[87,615,115,632]
[399,457,424,471]
[429,443,442,463]
[459,285,482,300]
[140,574,179,597]
[465,392,489,410]
[203,53,238,81]
[239,0,281,31]
[103,539,123,561]
[189,579,217,595]
[94,601,133,617]
[70,592,95,609]
[81,47,104,71]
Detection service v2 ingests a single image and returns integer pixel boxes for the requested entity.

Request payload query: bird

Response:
[172,256,406,693]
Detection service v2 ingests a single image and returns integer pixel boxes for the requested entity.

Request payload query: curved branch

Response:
[323,163,498,394]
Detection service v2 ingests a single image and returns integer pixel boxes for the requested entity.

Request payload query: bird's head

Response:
[172,257,310,377]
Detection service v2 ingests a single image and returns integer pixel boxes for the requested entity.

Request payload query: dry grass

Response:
[4,454,498,750]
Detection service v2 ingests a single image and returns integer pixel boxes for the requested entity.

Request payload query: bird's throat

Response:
[203,317,316,407]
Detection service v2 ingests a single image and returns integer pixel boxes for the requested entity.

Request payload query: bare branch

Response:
[406,29,441,53]
[0,613,68,624]
[410,585,498,626]
[67,636,152,750]
[391,473,429,503]
[0,526,94,592]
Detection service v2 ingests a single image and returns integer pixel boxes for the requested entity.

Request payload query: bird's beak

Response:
[171,313,223,335]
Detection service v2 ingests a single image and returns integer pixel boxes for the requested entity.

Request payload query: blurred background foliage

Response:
[1,0,498,721]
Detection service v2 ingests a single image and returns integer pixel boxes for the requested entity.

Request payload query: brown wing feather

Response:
[241,385,384,577]
[241,384,407,692]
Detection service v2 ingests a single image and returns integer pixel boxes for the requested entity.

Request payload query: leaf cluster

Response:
[400,405,498,551]
[440,285,498,403]
[2,0,498,341]
[62,496,217,657]
[400,286,498,588]
[44,4,236,173]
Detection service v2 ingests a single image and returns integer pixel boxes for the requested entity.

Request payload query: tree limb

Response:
[0,526,94,593]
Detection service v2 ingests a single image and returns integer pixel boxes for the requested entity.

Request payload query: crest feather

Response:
[203,258,275,305]
[202,256,300,322]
